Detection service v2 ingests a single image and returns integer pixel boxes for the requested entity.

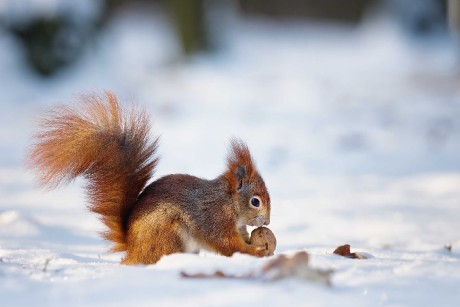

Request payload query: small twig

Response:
[43,259,51,272]
[180,271,252,279]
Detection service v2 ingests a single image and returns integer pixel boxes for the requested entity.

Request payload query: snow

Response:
[1,5,460,307]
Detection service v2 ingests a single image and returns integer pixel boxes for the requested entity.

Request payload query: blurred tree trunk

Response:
[448,0,460,66]
[168,0,207,55]
[448,0,460,32]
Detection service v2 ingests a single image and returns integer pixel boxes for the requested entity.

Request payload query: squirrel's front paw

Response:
[253,244,273,257]
[239,226,251,244]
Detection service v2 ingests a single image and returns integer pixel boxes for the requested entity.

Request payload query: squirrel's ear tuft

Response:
[224,138,256,192]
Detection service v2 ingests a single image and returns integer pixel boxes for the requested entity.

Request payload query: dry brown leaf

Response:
[180,251,333,286]
[261,252,332,285]
[333,244,367,259]
[261,251,309,273]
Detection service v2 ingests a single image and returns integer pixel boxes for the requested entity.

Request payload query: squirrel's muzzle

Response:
[254,214,270,227]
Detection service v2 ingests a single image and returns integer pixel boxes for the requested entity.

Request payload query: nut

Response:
[250,227,276,255]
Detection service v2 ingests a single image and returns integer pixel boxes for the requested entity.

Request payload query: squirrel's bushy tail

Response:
[27,92,159,252]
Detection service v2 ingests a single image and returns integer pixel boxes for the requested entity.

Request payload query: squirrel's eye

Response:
[250,196,261,208]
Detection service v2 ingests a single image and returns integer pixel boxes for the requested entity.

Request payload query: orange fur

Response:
[27,92,158,252]
[28,92,272,264]
[224,138,257,192]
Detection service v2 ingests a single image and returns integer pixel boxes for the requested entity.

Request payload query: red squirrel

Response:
[28,92,272,264]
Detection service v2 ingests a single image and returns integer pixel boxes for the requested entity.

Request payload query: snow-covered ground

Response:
[1,5,460,307]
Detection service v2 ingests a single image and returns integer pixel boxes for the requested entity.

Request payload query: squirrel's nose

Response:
[263,215,270,226]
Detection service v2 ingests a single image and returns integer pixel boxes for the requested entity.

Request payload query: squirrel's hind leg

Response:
[122,211,185,265]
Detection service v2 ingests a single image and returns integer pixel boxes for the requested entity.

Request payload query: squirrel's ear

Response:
[224,138,256,192]
[235,165,245,191]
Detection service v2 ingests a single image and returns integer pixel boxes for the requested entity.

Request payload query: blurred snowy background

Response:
[1,0,459,306]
